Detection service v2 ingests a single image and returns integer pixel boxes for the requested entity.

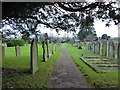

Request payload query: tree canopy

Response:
[2,1,120,39]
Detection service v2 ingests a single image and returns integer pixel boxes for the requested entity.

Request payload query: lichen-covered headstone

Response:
[108,41,115,58]
[102,40,107,56]
[46,40,50,58]
[30,39,38,74]
[0,46,5,60]
[42,41,47,62]
[15,45,20,56]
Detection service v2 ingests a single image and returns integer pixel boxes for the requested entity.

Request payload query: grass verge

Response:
[2,44,62,88]
[66,43,118,88]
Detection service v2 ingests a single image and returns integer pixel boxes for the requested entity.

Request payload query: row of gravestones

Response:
[0,39,60,74]
[0,45,21,60]
[31,39,59,74]
[87,40,120,59]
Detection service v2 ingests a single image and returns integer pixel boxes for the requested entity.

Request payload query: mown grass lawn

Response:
[2,44,62,88]
[66,43,118,88]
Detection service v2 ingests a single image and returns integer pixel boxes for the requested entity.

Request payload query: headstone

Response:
[108,41,115,58]
[77,43,79,48]
[30,39,38,74]
[88,43,93,52]
[0,35,2,46]
[55,43,58,51]
[0,46,5,60]
[42,41,47,62]
[15,45,20,56]
[4,44,7,51]
[114,42,118,53]
[88,43,91,51]
[92,42,95,53]
[46,40,50,58]
[52,42,55,54]
[25,40,28,46]
[102,40,107,56]
[95,42,100,55]
[118,42,120,59]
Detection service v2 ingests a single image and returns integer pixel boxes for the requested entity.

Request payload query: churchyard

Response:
[66,40,119,88]
[1,38,119,88]
[1,2,120,89]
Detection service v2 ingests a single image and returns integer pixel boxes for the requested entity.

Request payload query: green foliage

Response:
[11,40,25,46]
[41,40,46,45]
[7,41,14,47]
[101,34,111,40]
[28,40,32,44]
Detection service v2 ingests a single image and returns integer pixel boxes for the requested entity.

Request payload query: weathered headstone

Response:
[15,45,20,56]
[30,39,38,74]
[42,41,47,62]
[25,40,28,46]
[0,35,2,46]
[88,43,92,52]
[92,42,95,53]
[0,46,5,60]
[52,42,55,54]
[4,44,7,51]
[95,42,100,55]
[102,40,107,56]
[108,41,115,58]
[118,42,120,59]
[77,42,79,48]
[89,43,93,52]
[46,40,50,58]
[114,42,118,54]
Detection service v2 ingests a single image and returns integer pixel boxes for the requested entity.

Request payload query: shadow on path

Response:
[48,44,90,88]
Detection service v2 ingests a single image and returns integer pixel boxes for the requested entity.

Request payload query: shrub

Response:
[11,40,25,46]
[28,40,32,44]
[7,41,14,47]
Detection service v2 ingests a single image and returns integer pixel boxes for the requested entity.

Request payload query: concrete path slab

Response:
[48,44,90,88]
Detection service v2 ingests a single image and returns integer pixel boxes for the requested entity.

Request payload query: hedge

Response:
[7,40,25,47]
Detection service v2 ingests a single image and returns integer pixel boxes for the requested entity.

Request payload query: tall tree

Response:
[2,2,120,38]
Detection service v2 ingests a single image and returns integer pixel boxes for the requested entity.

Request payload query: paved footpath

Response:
[48,44,90,88]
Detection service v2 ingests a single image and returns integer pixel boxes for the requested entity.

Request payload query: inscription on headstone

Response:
[30,39,38,74]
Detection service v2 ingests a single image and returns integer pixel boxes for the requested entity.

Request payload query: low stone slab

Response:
[98,66,118,71]
[86,58,101,61]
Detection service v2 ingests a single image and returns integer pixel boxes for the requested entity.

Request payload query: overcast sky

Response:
[94,20,118,37]
[1,19,118,38]
[39,20,118,38]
